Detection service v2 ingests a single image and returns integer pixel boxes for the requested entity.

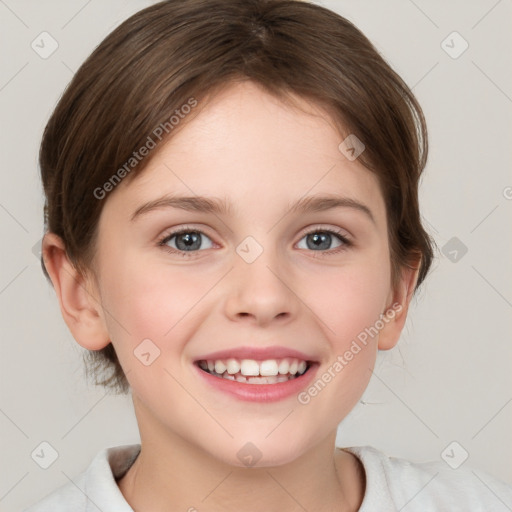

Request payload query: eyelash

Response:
[157,225,352,257]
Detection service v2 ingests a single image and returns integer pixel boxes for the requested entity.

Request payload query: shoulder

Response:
[343,445,512,512]
[22,444,140,512]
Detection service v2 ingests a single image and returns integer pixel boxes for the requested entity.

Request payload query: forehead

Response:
[106,81,386,223]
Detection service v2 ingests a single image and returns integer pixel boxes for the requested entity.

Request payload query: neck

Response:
[117,396,365,512]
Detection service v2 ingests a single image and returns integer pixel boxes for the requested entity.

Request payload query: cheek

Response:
[97,251,213,360]
[303,249,391,346]
[296,257,388,423]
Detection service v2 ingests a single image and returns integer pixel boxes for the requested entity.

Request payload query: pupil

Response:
[177,232,201,251]
[307,232,330,250]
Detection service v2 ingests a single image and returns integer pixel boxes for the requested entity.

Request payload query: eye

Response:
[158,226,352,257]
[296,228,351,254]
[158,227,214,254]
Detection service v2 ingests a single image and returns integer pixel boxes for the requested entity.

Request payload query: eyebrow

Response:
[130,194,375,224]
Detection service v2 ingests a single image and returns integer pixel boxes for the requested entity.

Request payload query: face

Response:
[87,81,400,467]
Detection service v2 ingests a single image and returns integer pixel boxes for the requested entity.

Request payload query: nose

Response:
[223,248,299,327]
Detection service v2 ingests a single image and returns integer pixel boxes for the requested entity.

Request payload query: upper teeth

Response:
[198,358,308,377]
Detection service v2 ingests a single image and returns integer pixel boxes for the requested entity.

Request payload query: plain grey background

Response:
[1,1,511,511]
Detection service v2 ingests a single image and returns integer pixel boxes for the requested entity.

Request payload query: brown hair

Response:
[40,0,436,394]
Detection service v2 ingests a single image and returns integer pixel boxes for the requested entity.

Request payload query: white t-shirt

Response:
[23,443,512,511]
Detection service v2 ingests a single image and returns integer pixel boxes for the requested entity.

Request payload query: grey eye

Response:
[165,231,214,252]
[297,231,344,251]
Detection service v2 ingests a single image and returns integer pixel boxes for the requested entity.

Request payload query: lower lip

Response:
[193,363,319,402]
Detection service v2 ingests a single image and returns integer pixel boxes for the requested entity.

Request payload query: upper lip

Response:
[194,346,319,363]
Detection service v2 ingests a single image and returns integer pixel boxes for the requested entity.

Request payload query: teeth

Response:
[228,373,295,384]
[240,359,260,376]
[214,361,226,374]
[197,357,310,383]
[226,358,240,374]
[278,359,290,375]
[259,360,279,376]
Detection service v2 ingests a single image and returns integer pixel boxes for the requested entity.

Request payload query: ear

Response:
[42,232,110,351]
[377,258,421,351]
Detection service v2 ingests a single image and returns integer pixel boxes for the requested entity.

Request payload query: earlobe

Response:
[42,232,110,351]
[377,261,420,351]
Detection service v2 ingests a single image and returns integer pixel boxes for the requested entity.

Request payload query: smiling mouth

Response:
[194,358,313,385]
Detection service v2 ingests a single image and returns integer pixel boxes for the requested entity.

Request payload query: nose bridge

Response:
[224,234,297,324]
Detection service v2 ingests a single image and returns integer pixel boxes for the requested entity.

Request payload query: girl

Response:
[24,0,512,510]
